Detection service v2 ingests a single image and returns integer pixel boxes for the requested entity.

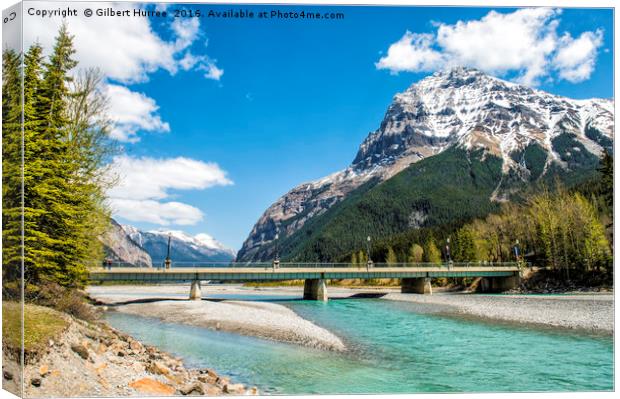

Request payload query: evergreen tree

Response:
[453,227,476,262]
[598,149,613,211]
[2,49,23,294]
[5,25,114,291]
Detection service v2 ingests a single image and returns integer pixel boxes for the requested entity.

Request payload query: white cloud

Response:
[25,2,174,83]
[106,155,233,226]
[172,17,201,52]
[553,30,604,82]
[109,199,203,226]
[108,155,233,201]
[104,84,170,143]
[376,8,604,86]
[201,61,225,81]
[24,2,224,141]
[375,32,443,73]
[24,2,222,84]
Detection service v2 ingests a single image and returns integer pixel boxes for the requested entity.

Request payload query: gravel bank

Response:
[87,285,346,352]
[3,308,255,398]
[383,292,614,334]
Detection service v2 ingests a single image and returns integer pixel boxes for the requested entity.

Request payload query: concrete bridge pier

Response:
[189,280,202,300]
[303,279,328,301]
[479,275,520,293]
[401,277,432,295]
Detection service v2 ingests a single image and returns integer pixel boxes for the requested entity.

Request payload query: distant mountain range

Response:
[100,220,235,266]
[121,226,236,265]
[100,219,153,267]
[237,66,613,262]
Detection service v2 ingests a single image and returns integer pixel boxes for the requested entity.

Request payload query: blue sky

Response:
[25,4,613,251]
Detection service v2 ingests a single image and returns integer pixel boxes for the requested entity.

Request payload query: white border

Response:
[0,1,616,399]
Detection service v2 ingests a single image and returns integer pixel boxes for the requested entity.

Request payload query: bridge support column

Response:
[189,280,202,300]
[303,279,328,301]
[479,275,520,293]
[401,278,432,295]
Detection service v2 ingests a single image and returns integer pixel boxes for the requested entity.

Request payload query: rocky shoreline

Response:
[3,309,257,397]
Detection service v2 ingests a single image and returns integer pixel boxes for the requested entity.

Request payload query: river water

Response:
[105,295,613,394]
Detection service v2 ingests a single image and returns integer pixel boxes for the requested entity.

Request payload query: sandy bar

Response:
[87,285,346,352]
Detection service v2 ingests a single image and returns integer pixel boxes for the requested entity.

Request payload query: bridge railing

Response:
[88,260,522,271]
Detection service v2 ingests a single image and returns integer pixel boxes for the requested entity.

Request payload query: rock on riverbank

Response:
[383,292,614,335]
[5,309,257,397]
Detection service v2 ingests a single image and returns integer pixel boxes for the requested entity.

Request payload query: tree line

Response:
[3,24,114,298]
[351,158,613,281]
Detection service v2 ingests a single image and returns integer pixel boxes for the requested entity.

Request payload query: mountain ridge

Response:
[237,66,613,262]
[122,226,236,264]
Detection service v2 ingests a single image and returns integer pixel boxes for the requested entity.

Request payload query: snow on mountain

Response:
[354,66,613,173]
[236,66,613,261]
[122,225,236,264]
[99,219,152,267]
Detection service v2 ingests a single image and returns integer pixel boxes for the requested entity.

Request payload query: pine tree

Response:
[598,149,613,211]
[16,25,112,290]
[453,227,477,262]
[2,49,23,295]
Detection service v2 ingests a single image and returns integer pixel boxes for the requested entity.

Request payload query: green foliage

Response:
[276,147,503,261]
[2,24,114,292]
[462,186,612,277]
[407,244,424,263]
[350,252,358,265]
[598,149,613,210]
[551,133,599,174]
[423,237,442,264]
[453,226,477,262]
[385,246,398,264]
[2,49,23,294]
[585,125,613,153]
[510,142,547,181]
[2,301,69,354]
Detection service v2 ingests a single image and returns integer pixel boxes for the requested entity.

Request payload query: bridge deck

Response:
[89,266,520,282]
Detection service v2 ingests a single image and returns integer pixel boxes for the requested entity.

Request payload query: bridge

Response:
[89,262,521,301]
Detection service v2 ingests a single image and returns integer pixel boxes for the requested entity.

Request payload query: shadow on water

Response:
[99,292,388,306]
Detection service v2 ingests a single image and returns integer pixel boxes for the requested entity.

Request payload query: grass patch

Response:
[2,301,69,355]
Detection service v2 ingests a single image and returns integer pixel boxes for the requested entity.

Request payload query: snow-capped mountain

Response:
[122,226,236,264]
[100,219,153,267]
[236,67,613,261]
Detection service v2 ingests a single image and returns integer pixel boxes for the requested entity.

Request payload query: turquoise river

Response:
[105,294,613,394]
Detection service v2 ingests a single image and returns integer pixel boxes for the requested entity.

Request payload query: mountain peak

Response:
[121,225,236,261]
[236,70,613,261]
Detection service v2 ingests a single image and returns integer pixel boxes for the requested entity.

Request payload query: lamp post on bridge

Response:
[164,234,172,270]
[445,237,452,267]
[273,231,280,270]
[366,236,373,271]
[513,239,521,265]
